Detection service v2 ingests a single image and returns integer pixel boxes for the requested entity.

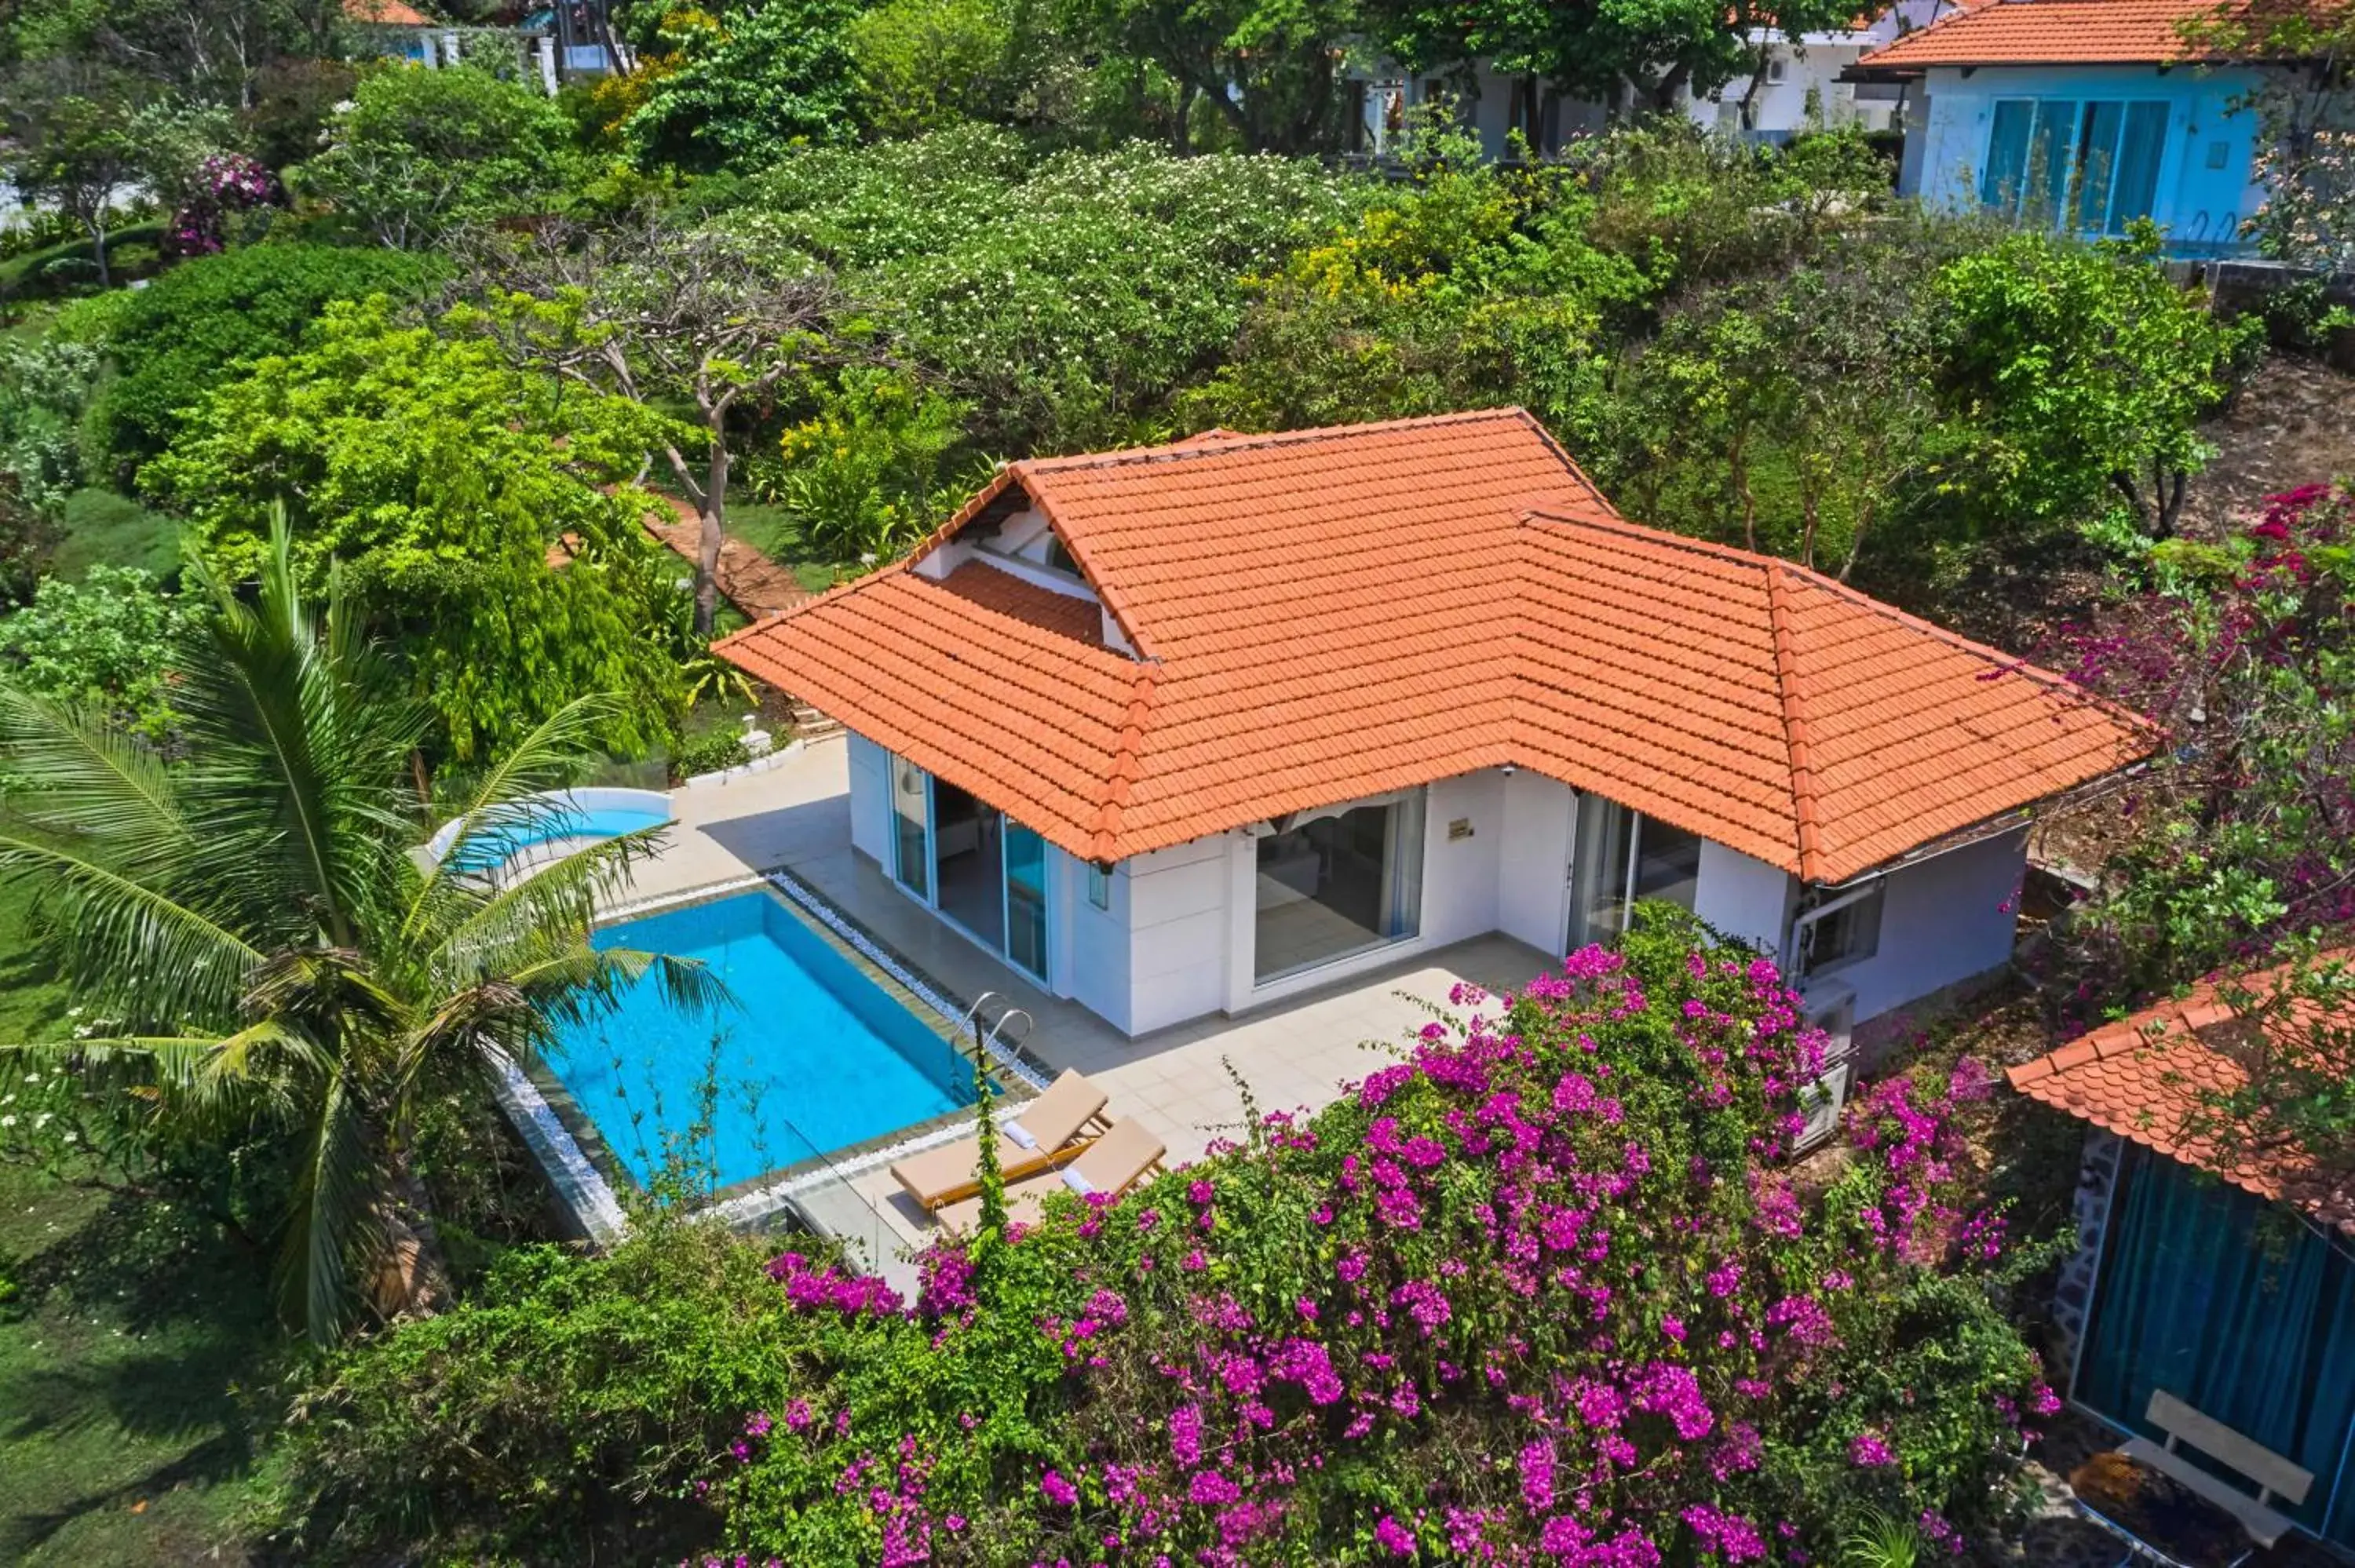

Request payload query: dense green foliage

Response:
[86,242,444,471]
[0,563,188,737]
[289,64,582,249]
[0,526,716,1341]
[144,299,690,760]
[623,0,868,171]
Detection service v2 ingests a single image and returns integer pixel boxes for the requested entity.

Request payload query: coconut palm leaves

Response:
[0,517,714,1343]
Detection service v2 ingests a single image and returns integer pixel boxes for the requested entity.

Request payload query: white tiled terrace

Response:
[614,735,1553,1260]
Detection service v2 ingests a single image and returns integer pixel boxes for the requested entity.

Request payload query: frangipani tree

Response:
[0,520,716,1343]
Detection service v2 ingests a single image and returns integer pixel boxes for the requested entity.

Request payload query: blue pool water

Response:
[545,891,974,1187]
[450,804,670,872]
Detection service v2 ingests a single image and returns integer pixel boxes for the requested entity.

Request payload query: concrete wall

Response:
[1693,840,1795,955]
[1906,63,2269,256]
[830,731,2023,1040]
[1127,835,1233,1036]
[1058,846,1133,1032]
[845,731,890,866]
[1829,827,2027,1023]
[1498,771,1575,954]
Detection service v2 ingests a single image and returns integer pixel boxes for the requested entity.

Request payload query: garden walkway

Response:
[638,492,815,622]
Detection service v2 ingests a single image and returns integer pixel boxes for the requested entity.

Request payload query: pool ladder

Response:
[962,990,1033,1067]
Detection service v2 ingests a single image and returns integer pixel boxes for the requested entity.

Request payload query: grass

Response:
[0,880,285,1567]
[0,224,168,302]
[46,489,182,583]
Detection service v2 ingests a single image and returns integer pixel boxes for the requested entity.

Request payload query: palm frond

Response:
[418,825,659,981]
[176,516,427,951]
[279,1064,382,1347]
[0,835,260,1028]
[0,687,195,854]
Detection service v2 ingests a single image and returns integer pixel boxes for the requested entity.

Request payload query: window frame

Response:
[1791,877,1885,980]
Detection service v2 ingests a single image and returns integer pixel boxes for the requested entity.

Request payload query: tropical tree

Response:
[144,295,690,760]
[461,214,852,634]
[0,521,714,1343]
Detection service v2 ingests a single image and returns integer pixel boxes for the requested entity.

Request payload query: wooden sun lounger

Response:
[936,1117,1167,1237]
[889,1069,1110,1212]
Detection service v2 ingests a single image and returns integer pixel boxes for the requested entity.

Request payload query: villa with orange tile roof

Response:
[2005,953,2355,1556]
[1855,0,2339,256]
[717,410,2152,1049]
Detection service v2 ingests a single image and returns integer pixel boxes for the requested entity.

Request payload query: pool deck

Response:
[614,735,1553,1265]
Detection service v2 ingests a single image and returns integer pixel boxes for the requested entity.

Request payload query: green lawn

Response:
[0,881,283,1567]
[46,489,183,583]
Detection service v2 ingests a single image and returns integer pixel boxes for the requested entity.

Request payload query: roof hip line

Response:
[1765,563,1827,883]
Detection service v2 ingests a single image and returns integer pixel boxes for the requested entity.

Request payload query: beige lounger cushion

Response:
[937,1117,1166,1235]
[889,1070,1108,1209]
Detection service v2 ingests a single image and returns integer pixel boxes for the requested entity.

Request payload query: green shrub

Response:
[0,563,190,737]
[85,241,444,472]
[671,727,750,779]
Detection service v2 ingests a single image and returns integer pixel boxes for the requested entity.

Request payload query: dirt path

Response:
[637,492,816,623]
[2180,355,2355,539]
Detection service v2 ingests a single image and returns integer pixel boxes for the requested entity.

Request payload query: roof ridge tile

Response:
[1764,563,1827,882]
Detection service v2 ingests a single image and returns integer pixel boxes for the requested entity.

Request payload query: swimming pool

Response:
[544,890,976,1188]
[431,787,674,874]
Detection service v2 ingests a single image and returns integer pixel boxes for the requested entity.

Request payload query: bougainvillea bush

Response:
[2047,481,2355,993]
[279,912,2058,1565]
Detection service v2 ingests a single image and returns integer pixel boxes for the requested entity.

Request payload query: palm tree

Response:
[0,520,712,1343]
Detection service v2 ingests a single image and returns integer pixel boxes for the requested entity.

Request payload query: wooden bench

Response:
[2088,1388,2312,1556]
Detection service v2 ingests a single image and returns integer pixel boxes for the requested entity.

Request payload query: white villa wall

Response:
[1905,63,2269,255]
[1828,828,2028,1022]
[833,727,2026,1039]
[1692,840,1793,955]
[1498,771,1575,954]
[846,731,890,863]
[1058,847,1133,1033]
[1127,835,1232,1036]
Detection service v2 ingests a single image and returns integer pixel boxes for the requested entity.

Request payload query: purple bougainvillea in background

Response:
[169,153,284,256]
[703,908,2052,1565]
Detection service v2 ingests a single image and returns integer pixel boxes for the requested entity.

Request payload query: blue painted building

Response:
[1860,0,2286,257]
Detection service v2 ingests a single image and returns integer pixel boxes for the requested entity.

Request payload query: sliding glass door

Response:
[885,755,1048,983]
[1568,793,1701,950]
[1980,98,2169,236]
[1254,790,1426,983]
[1005,822,1048,980]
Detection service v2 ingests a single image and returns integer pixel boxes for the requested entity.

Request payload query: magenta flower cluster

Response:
[710,927,2048,1565]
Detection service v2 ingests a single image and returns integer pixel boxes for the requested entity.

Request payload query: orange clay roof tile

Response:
[716,410,2156,877]
[1861,0,2281,67]
[2007,952,2355,1230]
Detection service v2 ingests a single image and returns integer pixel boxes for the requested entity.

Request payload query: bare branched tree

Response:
[458,214,856,633]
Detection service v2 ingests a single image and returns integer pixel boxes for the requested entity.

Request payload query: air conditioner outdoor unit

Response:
[1791,982,1857,1153]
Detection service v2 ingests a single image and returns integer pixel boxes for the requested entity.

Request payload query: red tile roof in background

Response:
[345,0,433,23]
[717,410,2153,878]
[1861,0,2237,66]
[2008,954,2355,1231]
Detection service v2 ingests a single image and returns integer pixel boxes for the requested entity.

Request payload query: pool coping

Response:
[505,866,1058,1251]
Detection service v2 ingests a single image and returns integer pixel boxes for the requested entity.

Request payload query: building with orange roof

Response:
[718,410,2152,1042]
[1853,0,2339,255]
[2006,954,2355,1555]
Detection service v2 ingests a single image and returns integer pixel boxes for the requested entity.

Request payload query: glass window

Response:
[1795,880,1882,978]
[2108,101,2168,232]
[1571,795,1700,950]
[1254,792,1426,983]
[1004,822,1048,980]
[1985,97,2170,235]
[1086,862,1111,910]
[1981,99,2035,213]
[889,756,929,899]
